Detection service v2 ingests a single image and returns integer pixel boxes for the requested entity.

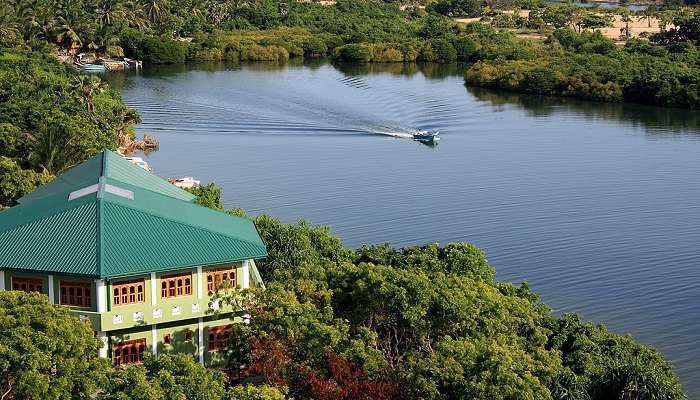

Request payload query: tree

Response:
[53,0,87,53]
[70,75,105,112]
[142,0,169,24]
[548,314,687,400]
[619,10,633,40]
[429,0,482,18]
[227,385,289,400]
[187,182,224,209]
[0,156,51,207]
[26,124,73,174]
[580,13,613,31]
[101,353,227,400]
[0,291,108,400]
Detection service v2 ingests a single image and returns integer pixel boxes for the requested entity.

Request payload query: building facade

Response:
[0,150,267,368]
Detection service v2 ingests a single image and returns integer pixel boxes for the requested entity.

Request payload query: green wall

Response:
[109,315,245,368]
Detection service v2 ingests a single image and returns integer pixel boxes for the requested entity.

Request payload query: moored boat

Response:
[168,177,201,189]
[75,61,107,72]
[124,156,152,172]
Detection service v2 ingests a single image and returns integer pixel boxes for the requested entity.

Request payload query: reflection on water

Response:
[107,61,700,395]
[468,86,700,134]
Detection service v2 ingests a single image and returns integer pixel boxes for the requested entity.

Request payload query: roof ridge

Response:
[104,199,265,250]
[100,149,108,178]
[96,197,104,278]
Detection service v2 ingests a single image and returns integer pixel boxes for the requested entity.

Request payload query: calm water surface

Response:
[107,61,700,394]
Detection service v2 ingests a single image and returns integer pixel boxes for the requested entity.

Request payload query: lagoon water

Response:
[107,61,700,394]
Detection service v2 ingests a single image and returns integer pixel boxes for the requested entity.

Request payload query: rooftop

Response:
[0,150,267,278]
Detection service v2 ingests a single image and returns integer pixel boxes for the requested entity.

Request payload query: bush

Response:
[139,37,189,64]
[302,37,329,57]
[371,45,404,62]
[337,44,372,62]
[431,38,458,61]
[227,385,289,400]
[106,45,124,58]
[241,44,289,61]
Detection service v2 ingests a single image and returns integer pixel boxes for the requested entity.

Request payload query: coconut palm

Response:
[70,75,105,112]
[619,10,632,40]
[27,124,72,174]
[15,0,48,42]
[54,0,86,53]
[94,0,127,27]
[143,0,169,24]
[0,4,20,39]
[122,0,150,31]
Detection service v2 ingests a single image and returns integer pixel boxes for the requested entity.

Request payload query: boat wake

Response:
[372,129,415,139]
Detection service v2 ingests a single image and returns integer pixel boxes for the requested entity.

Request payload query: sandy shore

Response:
[456,11,666,41]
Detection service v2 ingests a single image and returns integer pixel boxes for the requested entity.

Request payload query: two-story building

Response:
[0,150,267,367]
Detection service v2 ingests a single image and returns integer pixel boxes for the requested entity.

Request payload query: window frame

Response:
[59,280,92,308]
[112,279,146,307]
[112,338,147,367]
[11,277,44,293]
[208,325,232,351]
[206,268,237,295]
[160,272,192,299]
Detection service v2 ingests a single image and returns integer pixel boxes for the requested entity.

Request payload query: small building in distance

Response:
[0,150,267,367]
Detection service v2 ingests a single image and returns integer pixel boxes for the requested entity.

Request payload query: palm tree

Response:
[70,75,105,112]
[94,0,127,27]
[619,10,632,40]
[0,4,20,39]
[27,124,72,174]
[54,0,86,53]
[88,22,120,52]
[142,0,169,24]
[122,0,150,31]
[15,0,48,43]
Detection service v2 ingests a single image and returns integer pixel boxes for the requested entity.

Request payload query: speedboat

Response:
[168,177,201,189]
[413,130,440,143]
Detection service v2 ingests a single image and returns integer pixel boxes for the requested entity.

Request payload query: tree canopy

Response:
[0,291,108,400]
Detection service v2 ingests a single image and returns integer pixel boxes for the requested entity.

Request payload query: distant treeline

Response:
[4,0,700,107]
[464,21,700,108]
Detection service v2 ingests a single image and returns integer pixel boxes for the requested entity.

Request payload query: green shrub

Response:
[337,43,372,62]
[139,37,189,64]
[371,45,404,62]
[302,37,329,57]
[431,38,458,61]
[194,48,224,61]
[241,44,289,61]
[106,45,124,58]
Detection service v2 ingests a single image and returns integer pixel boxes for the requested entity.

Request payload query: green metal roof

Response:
[17,151,196,204]
[0,150,267,278]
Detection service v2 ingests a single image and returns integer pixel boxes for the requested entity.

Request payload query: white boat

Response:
[75,61,107,72]
[124,156,152,172]
[168,177,201,189]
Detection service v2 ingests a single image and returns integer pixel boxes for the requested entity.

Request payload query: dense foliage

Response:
[101,353,228,400]
[0,46,138,206]
[0,291,108,400]
[464,23,700,108]
[0,182,688,399]
[179,184,687,400]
